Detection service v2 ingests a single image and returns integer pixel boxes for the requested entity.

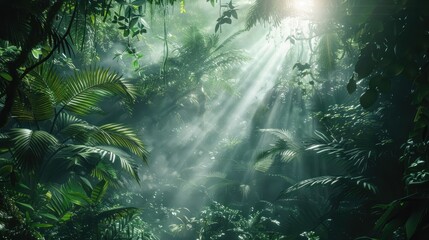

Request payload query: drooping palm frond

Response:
[52,112,87,134]
[175,27,248,78]
[307,130,376,173]
[60,68,136,116]
[90,124,147,163]
[245,0,289,30]
[61,122,147,163]
[72,144,140,182]
[45,185,76,221]
[10,67,60,121]
[11,93,54,121]
[27,66,64,106]
[253,157,274,173]
[95,145,139,183]
[279,175,377,199]
[6,129,58,171]
[96,207,139,223]
[56,122,144,182]
[254,129,304,172]
[201,49,249,73]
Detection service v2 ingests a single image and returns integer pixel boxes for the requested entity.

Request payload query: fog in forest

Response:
[1,0,428,239]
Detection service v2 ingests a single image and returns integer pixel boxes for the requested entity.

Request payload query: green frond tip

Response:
[279,176,377,199]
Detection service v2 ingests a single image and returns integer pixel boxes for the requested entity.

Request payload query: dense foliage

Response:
[1,0,428,239]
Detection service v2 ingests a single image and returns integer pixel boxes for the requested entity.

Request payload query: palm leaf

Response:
[94,145,139,183]
[11,92,55,121]
[46,187,74,219]
[279,176,377,198]
[11,65,63,122]
[60,122,147,159]
[60,67,136,115]
[7,129,58,170]
[27,66,64,105]
[253,157,274,172]
[96,207,139,223]
[257,129,303,163]
[307,130,375,172]
[245,0,286,30]
[52,112,87,134]
[212,29,245,53]
[90,161,119,186]
[88,123,148,164]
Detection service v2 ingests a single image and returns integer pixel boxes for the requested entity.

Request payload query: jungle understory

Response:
[1,0,429,239]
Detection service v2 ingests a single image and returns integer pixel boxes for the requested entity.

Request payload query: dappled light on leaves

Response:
[1,0,428,239]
